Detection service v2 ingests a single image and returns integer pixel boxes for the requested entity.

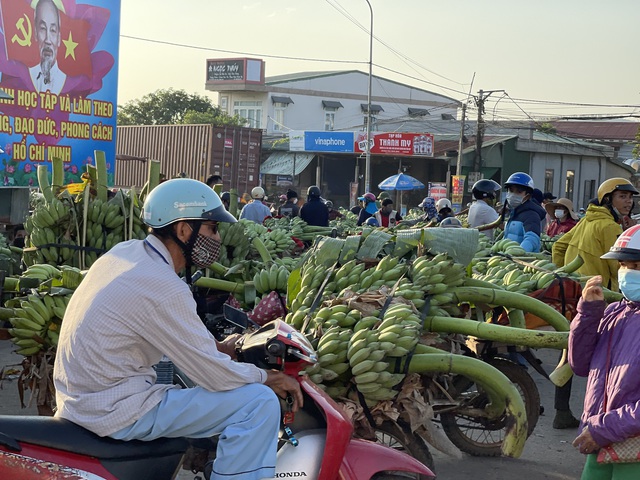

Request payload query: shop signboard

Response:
[354,132,434,157]
[0,0,121,187]
[451,175,466,212]
[428,182,447,201]
[289,131,354,153]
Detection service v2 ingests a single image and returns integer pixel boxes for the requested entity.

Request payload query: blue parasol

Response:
[378,173,425,191]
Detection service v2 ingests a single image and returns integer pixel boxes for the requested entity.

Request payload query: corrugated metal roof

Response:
[551,121,639,141]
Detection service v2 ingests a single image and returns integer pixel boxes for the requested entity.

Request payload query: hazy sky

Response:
[119,0,640,121]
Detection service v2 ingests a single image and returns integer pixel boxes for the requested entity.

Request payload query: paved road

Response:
[0,340,585,479]
[430,348,586,480]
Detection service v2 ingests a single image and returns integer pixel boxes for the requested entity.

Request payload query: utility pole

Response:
[455,103,467,177]
[364,0,374,194]
[472,89,506,173]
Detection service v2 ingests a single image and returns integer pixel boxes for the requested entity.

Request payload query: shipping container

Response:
[115,125,262,196]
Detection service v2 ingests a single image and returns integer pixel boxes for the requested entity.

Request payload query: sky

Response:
[118,0,640,122]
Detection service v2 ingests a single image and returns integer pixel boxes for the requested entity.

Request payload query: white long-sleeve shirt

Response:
[54,235,265,437]
[468,200,499,239]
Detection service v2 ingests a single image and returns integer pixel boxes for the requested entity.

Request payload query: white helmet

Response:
[436,198,452,212]
[601,224,640,261]
[251,186,265,199]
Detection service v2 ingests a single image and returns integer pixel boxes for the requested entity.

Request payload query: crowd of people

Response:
[60,172,638,479]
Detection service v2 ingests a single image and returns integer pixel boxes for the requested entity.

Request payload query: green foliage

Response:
[633,124,640,159]
[117,88,245,127]
[537,122,557,134]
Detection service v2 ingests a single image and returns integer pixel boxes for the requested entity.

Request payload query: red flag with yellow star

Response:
[58,11,92,77]
[0,0,40,67]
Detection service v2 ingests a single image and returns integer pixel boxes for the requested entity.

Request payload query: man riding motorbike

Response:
[53,178,302,480]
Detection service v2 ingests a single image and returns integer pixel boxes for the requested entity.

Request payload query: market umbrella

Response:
[378,173,425,191]
[378,173,425,209]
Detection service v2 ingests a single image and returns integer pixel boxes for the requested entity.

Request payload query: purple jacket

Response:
[569,298,640,447]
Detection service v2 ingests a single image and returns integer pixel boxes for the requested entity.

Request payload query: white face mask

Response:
[506,192,524,208]
[554,209,566,219]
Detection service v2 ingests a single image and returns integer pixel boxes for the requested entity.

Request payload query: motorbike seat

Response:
[0,415,189,459]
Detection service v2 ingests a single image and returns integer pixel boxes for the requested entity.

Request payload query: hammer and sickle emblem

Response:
[11,15,32,48]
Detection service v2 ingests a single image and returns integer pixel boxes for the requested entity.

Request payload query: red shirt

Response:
[546,218,577,237]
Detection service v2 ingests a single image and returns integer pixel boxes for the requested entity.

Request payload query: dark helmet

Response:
[472,179,501,200]
[220,191,231,203]
[307,185,321,198]
[364,217,379,227]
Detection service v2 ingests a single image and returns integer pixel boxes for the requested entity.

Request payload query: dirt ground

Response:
[0,340,585,480]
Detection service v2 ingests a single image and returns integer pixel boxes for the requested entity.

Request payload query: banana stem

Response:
[451,286,570,332]
[37,165,53,203]
[423,316,568,349]
[549,349,574,387]
[193,276,244,295]
[51,156,64,192]
[251,236,273,264]
[410,347,528,458]
[554,255,584,274]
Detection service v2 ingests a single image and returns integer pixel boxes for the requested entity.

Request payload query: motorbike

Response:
[0,313,434,479]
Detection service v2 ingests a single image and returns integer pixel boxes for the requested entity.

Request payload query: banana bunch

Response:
[21,263,62,282]
[307,325,352,386]
[347,324,404,405]
[260,229,295,256]
[472,255,559,293]
[24,197,70,265]
[491,238,527,257]
[355,256,407,293]
[274,256,301,272]
[217,222,252,267]
[332,259,366,294]
[475,232,493,257]
[376,304,421,357]
[240,219,268,238]
[60,265,84,289]
[541,233,563,253]
[289,259,333,312]
[253,263,289,294]
[311,304,361,330]
[285,306,311,331]
[7,293,71,355]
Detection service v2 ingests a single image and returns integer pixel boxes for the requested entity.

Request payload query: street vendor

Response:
[53,179,302,480]
[503,172,546,253]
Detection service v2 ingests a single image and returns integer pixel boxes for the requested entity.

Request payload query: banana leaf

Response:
[357,230,393,260]
[393,228,423,257]
[314,237,345,267]
[339,235,362,264]
[422,227,479,266]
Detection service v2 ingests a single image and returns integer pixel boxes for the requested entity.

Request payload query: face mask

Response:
[190,233,221,268]
[554,209,566,219]
[619,269,640,302]
[506,192,524,208]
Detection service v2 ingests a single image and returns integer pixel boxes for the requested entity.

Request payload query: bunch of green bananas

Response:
[217,222,252,267]
[6,293,71,355]
[260,229,295,256]
[253,264,289,294]
[472,256,557,293]
[491,238,527,257]
[20,263,62,282]
[355,256,407,293]
[331,259,366,294]
[273,256,301,272]
[24,197,71,265]
[306,325,351,386]
[289,259,331,312]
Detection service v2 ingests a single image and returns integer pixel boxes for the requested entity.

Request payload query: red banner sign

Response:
[354,132,434,157]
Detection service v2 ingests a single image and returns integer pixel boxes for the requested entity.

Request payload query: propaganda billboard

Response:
[0,0,120,187]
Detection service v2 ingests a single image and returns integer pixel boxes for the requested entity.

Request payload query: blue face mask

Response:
[618,269,640,302]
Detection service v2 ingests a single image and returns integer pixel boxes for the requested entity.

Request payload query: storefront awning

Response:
[322,100,343,109]
[261,152,315,176]
[271,95,293,104]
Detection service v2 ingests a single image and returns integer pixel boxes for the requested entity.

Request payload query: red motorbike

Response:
[0,319,434,480]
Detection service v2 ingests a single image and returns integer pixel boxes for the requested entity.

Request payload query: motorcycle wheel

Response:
[374,420,435,478]
[439,358,540,457]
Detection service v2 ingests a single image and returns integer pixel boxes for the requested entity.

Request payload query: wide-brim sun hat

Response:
[545,198,578,221]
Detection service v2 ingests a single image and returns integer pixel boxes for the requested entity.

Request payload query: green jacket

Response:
[552,204,622,291]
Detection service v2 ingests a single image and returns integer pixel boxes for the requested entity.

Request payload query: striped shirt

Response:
[53,235,266,437]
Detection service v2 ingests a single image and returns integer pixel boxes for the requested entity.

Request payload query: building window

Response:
[220,96,228,112]
[565,170,575,198]
[273,103,287,131]
[544,169,554,193]
[324,111,336,131]
[583,179,596,209]
[363,115,378,131]
[233,100,262,128]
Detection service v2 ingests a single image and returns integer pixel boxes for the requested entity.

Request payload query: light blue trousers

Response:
[110,384,281,480]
